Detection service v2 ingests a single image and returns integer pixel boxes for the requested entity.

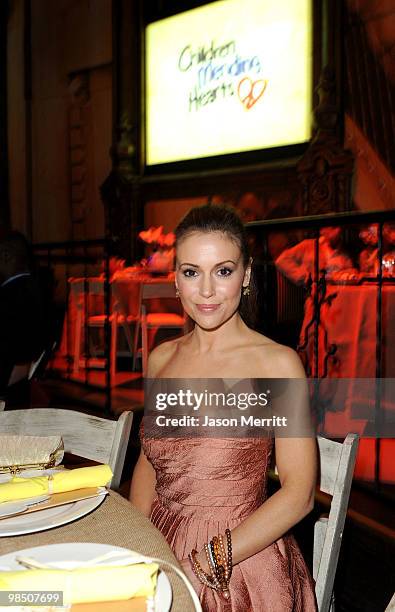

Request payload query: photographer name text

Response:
[155,415,287,428]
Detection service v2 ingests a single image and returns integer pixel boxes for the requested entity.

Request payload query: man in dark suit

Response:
[0,231,45,395]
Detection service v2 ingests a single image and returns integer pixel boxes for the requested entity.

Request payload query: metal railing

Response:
[246,209,395,497]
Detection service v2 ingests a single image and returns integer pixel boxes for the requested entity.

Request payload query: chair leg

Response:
[121,321,135,365]
[110,317,117,381]
[73,310,82,375]
[329,593,335,612]
[141,309,148,378]
[132,320,140,371]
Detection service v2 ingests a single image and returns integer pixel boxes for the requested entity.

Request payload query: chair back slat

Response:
[0,408,133,490]
[87,279,105,295]
[315,433,359,612]
[69,278,85,296]
[317,437,344,496]
[313,517,328,580]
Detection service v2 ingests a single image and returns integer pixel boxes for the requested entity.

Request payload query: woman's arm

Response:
[221,435,316,565]
[129,448,157,517]
[275,240,312,285]
[196,346,317,569]
[129,345,167,516]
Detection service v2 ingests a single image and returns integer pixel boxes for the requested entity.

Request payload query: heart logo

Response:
[237,77,267,110]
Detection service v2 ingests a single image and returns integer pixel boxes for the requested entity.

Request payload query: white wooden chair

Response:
[273,433,359,612]
[314,433,359,612]
[0,408,133,491]
[70,278,141,380]
[135,281,187,377]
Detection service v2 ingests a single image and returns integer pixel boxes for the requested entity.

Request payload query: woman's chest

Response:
[158,351,270,378]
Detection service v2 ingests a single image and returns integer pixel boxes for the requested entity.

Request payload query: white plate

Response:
[0,493,106,537]
[0,495,50,518]
[0,543,172,612]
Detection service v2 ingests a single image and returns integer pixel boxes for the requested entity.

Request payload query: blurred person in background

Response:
[359,224,379,274]
[382,223,395,277]
[0,230,46,396]
[275,226,358,285]
[234,192,264,223]
[358,223,395,277]
[275,227,358,368]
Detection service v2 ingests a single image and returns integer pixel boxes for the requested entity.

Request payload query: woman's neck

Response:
[190,312,249,353]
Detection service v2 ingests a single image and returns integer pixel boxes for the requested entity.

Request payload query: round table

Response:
[0,491,195,611]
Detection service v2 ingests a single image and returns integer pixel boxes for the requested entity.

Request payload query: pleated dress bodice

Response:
[141,432,317,611]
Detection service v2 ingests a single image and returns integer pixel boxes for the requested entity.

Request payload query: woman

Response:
[130,205,317,611]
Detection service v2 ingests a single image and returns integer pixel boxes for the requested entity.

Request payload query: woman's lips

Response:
[196,304,221,314]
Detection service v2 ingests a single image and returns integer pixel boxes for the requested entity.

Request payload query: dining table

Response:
[0,490,196,611]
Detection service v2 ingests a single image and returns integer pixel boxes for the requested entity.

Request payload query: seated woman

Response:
[275,226,357,285]
[130,204,317,611]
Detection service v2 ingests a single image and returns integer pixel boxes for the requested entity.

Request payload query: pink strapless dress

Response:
[142,433,317,611]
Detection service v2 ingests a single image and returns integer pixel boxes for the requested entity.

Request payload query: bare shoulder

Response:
[146,334,189,377]
[146,339,177,378]
[264,343,305,378]
[249,331,306,378]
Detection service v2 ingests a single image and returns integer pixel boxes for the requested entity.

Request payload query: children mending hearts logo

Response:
[177,39,268,112]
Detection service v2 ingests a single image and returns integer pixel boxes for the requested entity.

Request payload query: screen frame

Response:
[141,0,319,176]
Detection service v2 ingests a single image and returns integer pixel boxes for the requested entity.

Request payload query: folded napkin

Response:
[0,563,158,604]
[0,465,113,504]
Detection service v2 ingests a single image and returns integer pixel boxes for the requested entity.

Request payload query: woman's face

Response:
[175,231,251,330]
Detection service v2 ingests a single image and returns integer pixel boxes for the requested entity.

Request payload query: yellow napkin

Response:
[0,563,159,603]
[0,465,113,503]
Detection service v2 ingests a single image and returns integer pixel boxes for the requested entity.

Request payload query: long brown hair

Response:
[175,204,258,328]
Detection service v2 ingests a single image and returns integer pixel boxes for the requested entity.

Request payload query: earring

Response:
[243,285,250,296]
[175,287,180,298]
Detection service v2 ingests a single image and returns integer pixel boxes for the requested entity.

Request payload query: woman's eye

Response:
[182,268,198,278]
[217,267,233,277]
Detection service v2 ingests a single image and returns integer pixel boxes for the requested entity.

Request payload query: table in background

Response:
[57,274,178,364]
[1,491,195,612]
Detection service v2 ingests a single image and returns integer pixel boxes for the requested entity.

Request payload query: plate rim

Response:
[0,542,172,612]
[0,494,107,537]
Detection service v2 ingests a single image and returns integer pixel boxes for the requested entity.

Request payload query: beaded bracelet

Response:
[188,529,233,600]
[188,549,216,589]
